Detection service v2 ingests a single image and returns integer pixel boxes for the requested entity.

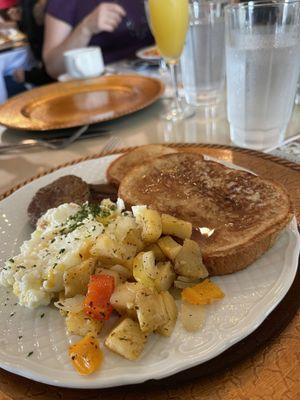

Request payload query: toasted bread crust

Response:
[106,144,178,186]
[118,152,293,276]
[199,211,292,275]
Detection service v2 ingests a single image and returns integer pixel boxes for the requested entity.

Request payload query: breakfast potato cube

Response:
[65,310,103,337]
[91,234,137,268]
[156,291,178,337]
[110,264,133,280]
[132,252,156,288]
[124,228,145,252]
[161,214,192,239]
[135,289,168,333]
[105,318,148,360]
[133,206,162,243]
[154,261,176,292]
[107,215,137,242]
[94,267,125,286]
[110,282,146,319]
[64,258,96,297]
[174,239,208,280]
[157,236,182,261]
[143,243,167,262]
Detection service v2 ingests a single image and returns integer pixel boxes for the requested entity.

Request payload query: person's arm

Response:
[43,3,126,79]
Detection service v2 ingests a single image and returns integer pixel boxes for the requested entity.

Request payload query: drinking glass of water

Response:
[225,1,300,150]
[181,0,227,107]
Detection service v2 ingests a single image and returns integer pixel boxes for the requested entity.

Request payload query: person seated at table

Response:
[43,0,154,79]
[0,0,21,29]
[5,0,52,98]
[12,0,52,86]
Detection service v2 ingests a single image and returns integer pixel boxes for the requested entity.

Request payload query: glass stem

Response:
[169,61,182,111]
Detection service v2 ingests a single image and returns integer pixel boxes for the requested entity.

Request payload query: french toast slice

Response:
[106,144,178,186]
[118,152,293,276]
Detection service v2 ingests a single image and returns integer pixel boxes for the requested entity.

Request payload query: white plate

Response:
[136,45,161,61]
[0,154,299,389]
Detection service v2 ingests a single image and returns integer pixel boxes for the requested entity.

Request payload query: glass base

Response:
[185,89,223,107]
[161,103,195,122]
[230,125,285,151]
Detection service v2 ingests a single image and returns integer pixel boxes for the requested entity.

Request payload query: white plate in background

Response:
[136,45,161,61]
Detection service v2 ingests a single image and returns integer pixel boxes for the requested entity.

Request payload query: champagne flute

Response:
[146,0,194,121]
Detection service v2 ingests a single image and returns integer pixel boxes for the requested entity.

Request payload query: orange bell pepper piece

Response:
[69,334,103,375]
[181,279,224,305]
[83,274,115,320]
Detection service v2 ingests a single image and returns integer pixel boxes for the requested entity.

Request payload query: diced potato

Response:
[156,291,178,337]
[110,264,133,280]
[140,251,158,279]
[180,301,205,332]
[106,215,138,242]
[91,234,137,268]
[161,214,192,239]
[157,236,182,261]
[65,310,103,337]
[133,206,162,243]
[154,261,176,292]
[94,267,125,286]
[105,318,148,360]
[132,252,156,288]
[144,243,167,262]
[63,258,96,298]
[110,282,146,319]
[174,239,208,279]
[135,289,168,333]
[124,228,145,252]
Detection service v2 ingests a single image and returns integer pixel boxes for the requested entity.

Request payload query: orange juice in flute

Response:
[147,0,194,120]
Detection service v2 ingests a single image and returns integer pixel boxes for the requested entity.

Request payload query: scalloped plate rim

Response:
[0,153,298,389]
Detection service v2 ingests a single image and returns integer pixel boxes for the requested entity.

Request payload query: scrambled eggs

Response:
[0,200,123,308]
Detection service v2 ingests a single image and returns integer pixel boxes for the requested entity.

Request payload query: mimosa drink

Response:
[147,0,193,121]
[148,0,189,62]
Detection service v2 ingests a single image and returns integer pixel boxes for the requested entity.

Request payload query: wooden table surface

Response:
[0,144,299,400]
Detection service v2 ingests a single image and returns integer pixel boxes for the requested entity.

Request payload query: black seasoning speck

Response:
[18,335,22,339]
[40,313,45,318]
[10,312,15,317]
[27,351,33,357]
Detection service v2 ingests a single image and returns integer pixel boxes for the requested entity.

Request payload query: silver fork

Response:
[36,125,89,150]
[100,136,122,153]
[0,124,90,153]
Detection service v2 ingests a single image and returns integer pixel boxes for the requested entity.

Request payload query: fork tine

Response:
[101,136,121,153]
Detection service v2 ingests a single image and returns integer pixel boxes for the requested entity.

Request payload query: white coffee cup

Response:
[63,47,104,79]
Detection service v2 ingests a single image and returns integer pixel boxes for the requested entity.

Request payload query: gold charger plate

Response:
[0,74,164,131]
